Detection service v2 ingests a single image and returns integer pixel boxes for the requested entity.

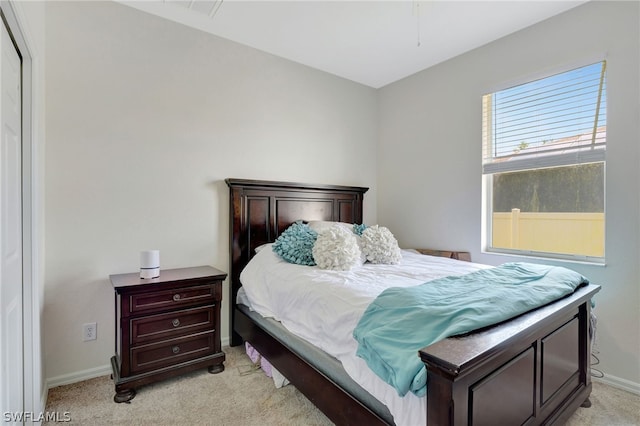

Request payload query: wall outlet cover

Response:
[83,322,97,341]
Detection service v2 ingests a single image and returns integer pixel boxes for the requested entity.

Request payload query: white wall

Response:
[378,1,640,390]
[44,1,377,382]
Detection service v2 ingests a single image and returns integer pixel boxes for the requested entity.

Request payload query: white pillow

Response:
[312,225,363,270]
[254,243,271,253]
[307,220,353,234]
[360,225,402,264]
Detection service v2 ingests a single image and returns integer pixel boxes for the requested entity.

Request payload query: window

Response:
[482,61,606,260]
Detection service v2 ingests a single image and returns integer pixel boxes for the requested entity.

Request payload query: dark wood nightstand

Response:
[110,265,227,403]
[414,248,472,262]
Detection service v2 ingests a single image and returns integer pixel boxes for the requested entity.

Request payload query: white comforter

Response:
[239,246,489,426]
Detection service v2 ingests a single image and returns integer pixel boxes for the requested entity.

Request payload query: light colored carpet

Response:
[45,345,640,425]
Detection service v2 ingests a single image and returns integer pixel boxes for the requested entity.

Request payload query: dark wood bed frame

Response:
[226,178,601,426]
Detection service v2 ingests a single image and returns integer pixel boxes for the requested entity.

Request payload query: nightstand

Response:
[414,248,472,262]
[109,265,227,403]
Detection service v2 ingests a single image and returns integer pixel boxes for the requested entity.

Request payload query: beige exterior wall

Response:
[492,211,604,257]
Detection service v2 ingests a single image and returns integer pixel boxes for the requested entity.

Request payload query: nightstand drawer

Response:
[130,331,215,375]
[127,284,220,314]
[130,305,216,345]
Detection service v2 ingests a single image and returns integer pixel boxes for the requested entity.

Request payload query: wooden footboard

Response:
[420,283,599,426]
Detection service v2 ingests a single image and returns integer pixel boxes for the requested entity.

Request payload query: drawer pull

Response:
[173,294,181,301]
[172,346,180,354]
[172,319,181,327]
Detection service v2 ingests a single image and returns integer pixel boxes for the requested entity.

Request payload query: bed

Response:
[226,178,600,425]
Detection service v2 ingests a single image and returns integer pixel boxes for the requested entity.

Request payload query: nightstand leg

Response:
[208,363,225,374]
[114,388,136,403]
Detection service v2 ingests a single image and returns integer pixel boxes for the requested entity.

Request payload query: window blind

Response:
[482,61,606,175]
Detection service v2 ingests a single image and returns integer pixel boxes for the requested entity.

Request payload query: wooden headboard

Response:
[225,178,368,345]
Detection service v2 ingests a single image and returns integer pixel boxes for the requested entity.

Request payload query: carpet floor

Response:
[45,345,640,425]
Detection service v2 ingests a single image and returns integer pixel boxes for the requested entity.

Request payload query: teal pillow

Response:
[272,221,318,265]
[353,223,368,236]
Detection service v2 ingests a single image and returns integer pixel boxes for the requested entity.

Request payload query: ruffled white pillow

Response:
[361,225,402,264]
[307,220,353,234]
[312,225,363,270]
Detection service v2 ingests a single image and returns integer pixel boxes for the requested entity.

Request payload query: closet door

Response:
[0,17,23,422]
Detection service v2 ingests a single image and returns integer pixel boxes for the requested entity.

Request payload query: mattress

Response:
[238,246,490,426]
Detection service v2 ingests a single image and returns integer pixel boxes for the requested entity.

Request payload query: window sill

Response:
[482,248,606,267]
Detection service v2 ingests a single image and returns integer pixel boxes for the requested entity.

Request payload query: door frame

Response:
[0,0,41,418]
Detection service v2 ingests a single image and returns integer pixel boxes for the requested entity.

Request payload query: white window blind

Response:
[483,61,607,174]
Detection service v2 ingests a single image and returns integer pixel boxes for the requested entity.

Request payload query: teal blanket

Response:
[353,262,588,397]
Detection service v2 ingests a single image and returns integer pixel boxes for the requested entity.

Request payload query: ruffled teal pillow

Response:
[353,223,368,236]
[272,221,318,265]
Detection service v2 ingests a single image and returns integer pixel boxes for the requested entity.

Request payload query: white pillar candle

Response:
[140,250,160,279]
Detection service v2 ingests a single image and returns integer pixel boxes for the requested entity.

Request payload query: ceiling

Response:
[119,0,588,88]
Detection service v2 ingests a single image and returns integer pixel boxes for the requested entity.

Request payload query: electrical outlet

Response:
[83,322,97,341]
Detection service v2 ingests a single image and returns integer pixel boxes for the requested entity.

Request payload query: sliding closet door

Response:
[0,16,23,421]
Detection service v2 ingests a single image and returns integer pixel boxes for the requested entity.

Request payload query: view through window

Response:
[482,61,606,260]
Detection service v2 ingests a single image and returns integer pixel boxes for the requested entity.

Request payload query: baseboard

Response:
[593,373,640,395]
[45,346,237,389]
[47,364,112,389]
